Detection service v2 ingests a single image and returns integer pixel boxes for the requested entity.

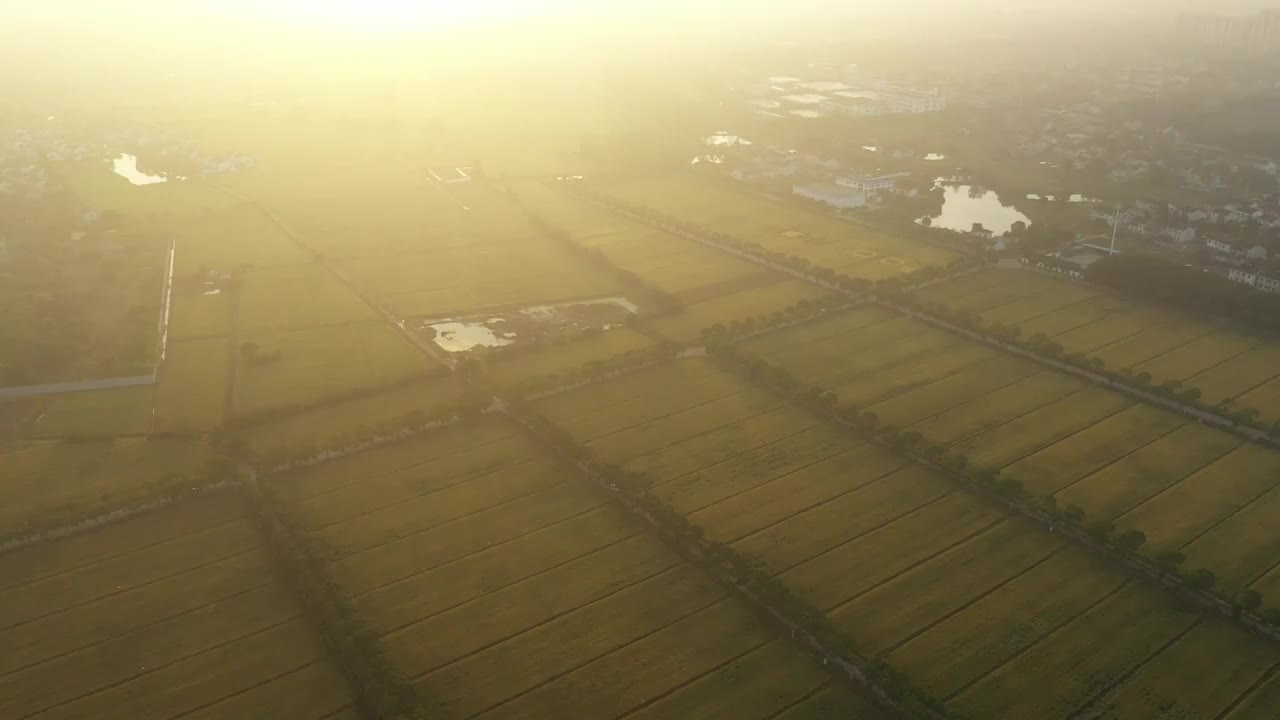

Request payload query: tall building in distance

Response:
[1177,9,1280,53]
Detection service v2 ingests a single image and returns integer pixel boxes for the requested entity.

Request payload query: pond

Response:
[111,154,184,186]
[920,179,1031,235]
[428,321,516,352]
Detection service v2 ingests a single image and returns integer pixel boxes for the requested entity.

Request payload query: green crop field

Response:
[168,287,232,340]
[484,327,654,388]
[912,268,1280,425]
[161,203,311,276]
[232,321,434,418]
[645,279,836,343]
[510,181,773,297]
[13,53,1280,720]
[746,308,1280,603]
[238,263,375,334]
[27,385,156,438]
[268,418,881,719]
[154,337,228,433]
[532,358,1280,719]
[237,374,461,460]
[598,174,960,280]
[0,493,358,720]
[340,241,622,318]
[0,438,210,535]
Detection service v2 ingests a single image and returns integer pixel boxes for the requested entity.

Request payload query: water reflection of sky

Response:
[923,181,1031,235]
[111,154,183,186]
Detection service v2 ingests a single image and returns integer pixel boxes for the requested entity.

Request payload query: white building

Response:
[1164,226,1197,244]
[1229,268,1280,292]
[820,86,946,118]
[1206,238,1234,254]
[792,182,867,209]
[838,172,910,193]
[1230,268,1258,286]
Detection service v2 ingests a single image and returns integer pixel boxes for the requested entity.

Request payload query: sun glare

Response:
[286,0,535,30]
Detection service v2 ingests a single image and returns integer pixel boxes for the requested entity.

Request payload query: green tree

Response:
[1187,568,1216,590]
[1087,520,1115,541]
[1154,550,1187,574]
[1116,529,1147,552]
[1233,589,1263,619]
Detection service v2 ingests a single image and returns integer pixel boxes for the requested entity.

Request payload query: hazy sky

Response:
[5,0,1278,33]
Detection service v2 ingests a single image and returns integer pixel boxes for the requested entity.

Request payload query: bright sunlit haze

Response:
[4,2,1280,719]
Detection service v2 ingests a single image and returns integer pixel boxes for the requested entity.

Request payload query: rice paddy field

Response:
[502,181,842,344]
[511,181,775,297]
[911,267,1280,426]
[0,492,360,720]
[596,174,959,281]
[0,437,210,535]
[27,385,157,438]
[231,320,433,419]
[483,327,655,389]
[237,374,462,460]
[532,358,1280,719]
[154,337,228,433]
[742,306,1280,599]
[223,168,627,319]
[268,417,883,720]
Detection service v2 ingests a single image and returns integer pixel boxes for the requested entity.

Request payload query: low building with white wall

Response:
[837,172,911,193]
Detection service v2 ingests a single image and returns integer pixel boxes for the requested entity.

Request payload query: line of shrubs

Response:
[883,290,1280,442]
[240,392,492,470]
[0,456,241,555]
[489,341,684,399]
[241,478,426,720]
[224,370,451,433]
[504,399,966,720]
[707,341,1280,642]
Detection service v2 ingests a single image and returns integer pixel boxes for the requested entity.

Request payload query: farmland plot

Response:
[238,263,374,334]
[27,385,155,438]
[0,437,210,534]
[233,321,433,418]
[646,279,836,344]
[912,268,1280,423]
[239,373,460,459]
[153,337,228,432]
[598,174,959,279]
[747,309,1280,590]
[533,358,1280,719]
[511,181,771,298]
[0,493,358,720]
[271,418,877,720]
